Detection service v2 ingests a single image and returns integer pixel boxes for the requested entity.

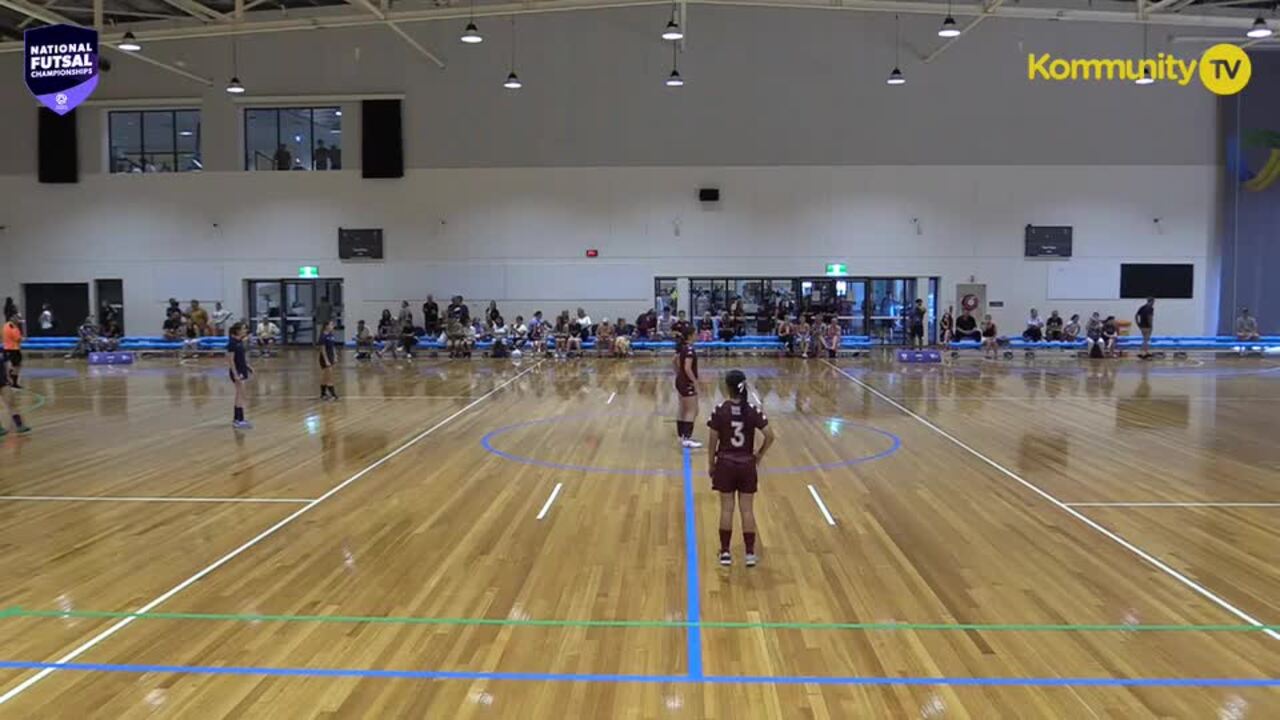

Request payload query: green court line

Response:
[6,607,1278,633]
[14,389,46,413]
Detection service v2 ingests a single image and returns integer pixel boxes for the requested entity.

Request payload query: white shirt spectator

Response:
[257,319,279,340]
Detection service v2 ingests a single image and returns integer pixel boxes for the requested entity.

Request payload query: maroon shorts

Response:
[675,379,697,398]
[711,456,758,494]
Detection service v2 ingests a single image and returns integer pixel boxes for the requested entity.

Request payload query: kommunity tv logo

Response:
[1027,43,1252,95]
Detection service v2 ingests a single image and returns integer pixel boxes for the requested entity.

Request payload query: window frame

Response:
[242,106,342,171]
[107,108,201,174]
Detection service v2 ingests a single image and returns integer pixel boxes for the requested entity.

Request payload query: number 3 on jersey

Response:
[730,420,745,448]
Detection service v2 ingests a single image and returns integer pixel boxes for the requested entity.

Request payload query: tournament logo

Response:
[25,24,99,115]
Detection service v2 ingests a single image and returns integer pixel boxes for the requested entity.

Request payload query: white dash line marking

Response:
[536,483,565,521]
[822,359,1280,642]
[807,484,836,526]
[0,496,314,504]
[607,392,616,405]
[0,361,543,705]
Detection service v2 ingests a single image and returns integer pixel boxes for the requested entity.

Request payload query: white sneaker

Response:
[745,553,758,568]
[718,551,732,566]
[233,420,254,430]
[681,439,703,449]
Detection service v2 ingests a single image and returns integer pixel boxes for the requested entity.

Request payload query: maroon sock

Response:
[744,532,756,554]
[718,529,732,553]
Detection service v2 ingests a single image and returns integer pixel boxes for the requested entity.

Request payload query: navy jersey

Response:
[229,337,250,378]
[708,399,768,460]
[319,332,338,366]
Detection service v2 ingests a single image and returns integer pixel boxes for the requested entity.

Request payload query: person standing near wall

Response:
[423,295,440,337]
[1135,298,1155,360]
[909,298,927,348]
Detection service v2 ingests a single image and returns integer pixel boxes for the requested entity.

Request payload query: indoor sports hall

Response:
[0,0,1278,717]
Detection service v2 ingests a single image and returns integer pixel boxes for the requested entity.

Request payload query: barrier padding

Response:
[88,352,135,365]
[951,337,1280,351]
[897,349,943,363]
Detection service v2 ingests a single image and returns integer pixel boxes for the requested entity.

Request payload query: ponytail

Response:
[724,369,748,402]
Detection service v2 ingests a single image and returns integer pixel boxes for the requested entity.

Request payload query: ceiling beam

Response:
[0,0,1268,54]
[157,0,228,23]
[0,0,214,85]
[344,0,446,68]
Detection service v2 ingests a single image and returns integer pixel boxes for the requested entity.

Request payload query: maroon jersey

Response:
[708,399,768,460]
[674,342,698,395]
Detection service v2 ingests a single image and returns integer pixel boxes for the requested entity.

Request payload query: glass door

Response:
[836,279,867,337]
[283,280,317,345]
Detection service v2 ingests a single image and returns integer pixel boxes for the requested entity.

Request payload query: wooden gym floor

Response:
[0,351,1276,718]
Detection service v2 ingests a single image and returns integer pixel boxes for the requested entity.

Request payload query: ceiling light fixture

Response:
[887,15,906,86]
[663,3,684,41]
[1246,17,1273,39]
[504,17,522,89]
[118,31,141,52]
[461,0,483,43]
[938,2,960,38]
[666,43,684,87]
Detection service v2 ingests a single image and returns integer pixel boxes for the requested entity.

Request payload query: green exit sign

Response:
[825,263,847,277]
[298,266,320,278]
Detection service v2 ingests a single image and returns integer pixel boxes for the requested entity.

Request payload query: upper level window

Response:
[244,107,342,171]
[108,109,201,173]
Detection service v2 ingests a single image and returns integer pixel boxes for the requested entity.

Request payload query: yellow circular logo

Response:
[1199,44,1251,95]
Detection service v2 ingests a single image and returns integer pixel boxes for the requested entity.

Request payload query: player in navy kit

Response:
[318,320,340,401]
[227,322,254,430]
[707,369,775,567]
[674,325,701,448]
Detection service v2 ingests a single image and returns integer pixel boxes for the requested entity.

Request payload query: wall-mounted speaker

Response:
[38,107,78,184]
[362,99,403,179]
[699,187,720,203]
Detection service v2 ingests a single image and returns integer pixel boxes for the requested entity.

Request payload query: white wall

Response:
[0,8,1222,332]
[0,164,1215,334]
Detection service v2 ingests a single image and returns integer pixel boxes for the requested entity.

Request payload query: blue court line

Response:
[682,446,703,680]
[0,661,1274,687]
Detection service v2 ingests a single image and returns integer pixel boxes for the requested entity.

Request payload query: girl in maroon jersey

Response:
[673,325,701,448]
[707,369,775,567]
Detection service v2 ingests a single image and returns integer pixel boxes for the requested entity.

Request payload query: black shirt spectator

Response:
[1045,311,1064,341]
[955,311,981,341]
[423,296,440,335]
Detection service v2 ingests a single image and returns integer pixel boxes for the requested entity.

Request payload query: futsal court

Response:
[0,351,1275,718]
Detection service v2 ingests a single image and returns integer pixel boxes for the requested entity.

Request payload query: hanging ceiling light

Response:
[504,17,522,89]
[666,43,684,87]
[1246,17,1273,39]
[938,0,960,38]
[1135,24,1154,85]
[225,35,245,94]
[460,0,482,43]
[118,31,142,52]
[663,2,684,40]
[887,15,905,86]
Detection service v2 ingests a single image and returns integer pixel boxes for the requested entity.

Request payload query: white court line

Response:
[42,394,475,401]
[606,392,616,405]
[0,360,543,705]
[0,495,313,504]
[821,359,1280,642]
[536,483,565,520]
[1067,502,1280,508]
[806,484,837,526]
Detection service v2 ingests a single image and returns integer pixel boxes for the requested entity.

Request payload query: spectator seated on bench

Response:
[1022,309,1045,342]
[1063,314,1081,342]
[955,310,982,341]
[1236,308,1261,341]
[354,320,375,360]
[256,318,280,356]
[1045,310,1065,341]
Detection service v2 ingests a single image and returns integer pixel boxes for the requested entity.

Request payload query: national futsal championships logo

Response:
[23,23,99,114]
[1027,43,1251,95]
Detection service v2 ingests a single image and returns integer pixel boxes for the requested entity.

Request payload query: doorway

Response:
[23,282,89,337]
[246,278,344,345]
[95,278,124,335]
